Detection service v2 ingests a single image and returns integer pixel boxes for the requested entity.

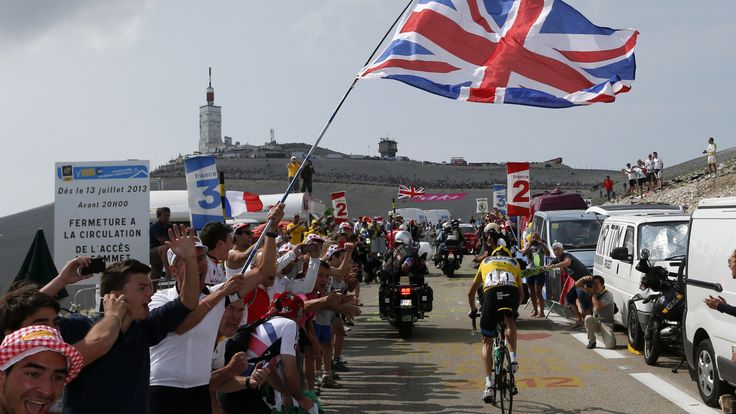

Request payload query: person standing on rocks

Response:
[653,151,663,189]
[602,176,614,201]
[703,137,718,178]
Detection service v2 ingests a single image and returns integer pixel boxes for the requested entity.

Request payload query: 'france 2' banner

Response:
[184,156,223,230]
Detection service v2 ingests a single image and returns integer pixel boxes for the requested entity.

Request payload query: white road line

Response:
[630,373,720,414]
[570,333,627,359]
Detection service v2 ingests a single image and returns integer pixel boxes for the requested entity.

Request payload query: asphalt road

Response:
[318,258,720,414]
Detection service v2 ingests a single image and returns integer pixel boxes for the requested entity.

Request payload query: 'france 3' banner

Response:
[184,155,223,230]
[492,184,507,215]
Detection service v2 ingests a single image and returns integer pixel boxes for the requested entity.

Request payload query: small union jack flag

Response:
[398,185,426,199]
[359,0,638,108]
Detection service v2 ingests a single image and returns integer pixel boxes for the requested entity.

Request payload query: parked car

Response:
[593,213,690,351]
[459,223,477,254]
[531,210,602,271]
[684,197,736,407]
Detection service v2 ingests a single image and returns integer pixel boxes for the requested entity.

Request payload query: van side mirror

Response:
[611,247,631,261]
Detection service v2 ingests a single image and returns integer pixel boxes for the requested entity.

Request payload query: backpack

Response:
[224,317,282,367]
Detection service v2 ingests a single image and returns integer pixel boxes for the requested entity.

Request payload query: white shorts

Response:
[708,156,716,164]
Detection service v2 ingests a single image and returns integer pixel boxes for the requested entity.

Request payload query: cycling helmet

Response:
[394,230,412,245]
[399,224,409,231]
[417,241,432,260]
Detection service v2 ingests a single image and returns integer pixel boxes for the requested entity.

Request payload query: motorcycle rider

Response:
[435,220,465,267]
[383,231,429,286]
[467,242,524,404]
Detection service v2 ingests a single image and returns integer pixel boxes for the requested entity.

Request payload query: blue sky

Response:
[0,1,733,217]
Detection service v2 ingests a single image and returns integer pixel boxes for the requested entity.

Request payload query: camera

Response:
[584,280,594,289]
[78,258,106,275]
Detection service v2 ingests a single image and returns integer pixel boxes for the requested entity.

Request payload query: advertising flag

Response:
[506,162,530,217]
[184,156,223,230]
[493,184,507,214]
[331,191,349,224]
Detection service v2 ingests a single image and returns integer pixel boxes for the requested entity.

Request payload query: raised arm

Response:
[237,204,285,297]
[41,256,94,297]
[72,293,128,366]
[165,224,199,310]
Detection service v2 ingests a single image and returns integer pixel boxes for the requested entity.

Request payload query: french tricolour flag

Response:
[225,191,264,218]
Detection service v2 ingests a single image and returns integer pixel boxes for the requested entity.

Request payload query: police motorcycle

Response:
[435,220,464,277]
[378,231,434,339]
[629,248,686,366]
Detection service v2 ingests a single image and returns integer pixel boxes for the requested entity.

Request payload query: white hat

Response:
[167,242,208,266]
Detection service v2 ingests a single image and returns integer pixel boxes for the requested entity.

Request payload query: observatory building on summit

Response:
[199,67,224,154]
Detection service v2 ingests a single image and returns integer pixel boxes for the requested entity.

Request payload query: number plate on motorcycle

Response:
[402,314,412,321]
[400,299,412,307]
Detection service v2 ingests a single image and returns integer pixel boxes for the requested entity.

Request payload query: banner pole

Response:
[219,171,227,220]
[239,0,416,274]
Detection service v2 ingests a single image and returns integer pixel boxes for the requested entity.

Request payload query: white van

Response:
[684,197,736,407]
[593,214,690,350]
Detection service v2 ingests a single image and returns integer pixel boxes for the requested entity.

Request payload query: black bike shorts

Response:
[480,285,520,337]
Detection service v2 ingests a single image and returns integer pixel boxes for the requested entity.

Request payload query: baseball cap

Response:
[304,233,325,244]
[167,242,208,266]
[232,223,252,236]
[326,244,345,259]
[0,325,84,384]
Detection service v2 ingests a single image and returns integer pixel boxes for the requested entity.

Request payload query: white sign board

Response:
[476,197,489,213]
[54,161,150,282]
[331,191,349,223]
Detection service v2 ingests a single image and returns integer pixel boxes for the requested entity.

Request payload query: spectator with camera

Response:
[576,275,616,349]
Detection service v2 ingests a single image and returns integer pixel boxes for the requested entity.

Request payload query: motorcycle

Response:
[435,244,462,277]
[377,248,433,339]
[629,248,686,366]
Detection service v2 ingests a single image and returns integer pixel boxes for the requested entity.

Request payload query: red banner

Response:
[331,191,349,223]
[506,162,530,217]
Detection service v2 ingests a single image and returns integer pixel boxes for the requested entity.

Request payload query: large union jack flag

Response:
[398,185,426,199]
[358,0,638,108]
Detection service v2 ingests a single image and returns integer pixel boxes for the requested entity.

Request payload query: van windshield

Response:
[550,220,601,250]
[638,222,689,261]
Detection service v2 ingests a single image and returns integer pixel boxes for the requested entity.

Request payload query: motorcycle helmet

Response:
[442,222,452,231]
[417,241,432,260]
[394,230,412,245]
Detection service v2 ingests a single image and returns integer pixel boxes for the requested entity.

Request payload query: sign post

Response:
[54,160,150,283]
[476,197,489,214]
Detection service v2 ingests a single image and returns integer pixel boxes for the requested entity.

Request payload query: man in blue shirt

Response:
[47,224,201,414]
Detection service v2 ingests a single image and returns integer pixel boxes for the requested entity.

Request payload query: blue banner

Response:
[56,165,148,180]
[492,184,507,215]
[184,156,223,230]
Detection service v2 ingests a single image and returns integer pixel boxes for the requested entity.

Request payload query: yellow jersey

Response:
[286,223,307,244]
[473,256,523,292]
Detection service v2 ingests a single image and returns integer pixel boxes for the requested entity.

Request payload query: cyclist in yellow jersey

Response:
[467,243,524,404]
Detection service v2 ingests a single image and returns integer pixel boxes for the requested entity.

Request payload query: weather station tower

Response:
[199,67,224,153]
[378,137,398,158]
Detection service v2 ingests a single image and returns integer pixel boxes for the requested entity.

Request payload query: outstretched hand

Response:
[704,295,726,310]
[165,224,197,262]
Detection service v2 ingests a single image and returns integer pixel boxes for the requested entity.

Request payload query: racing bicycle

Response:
[470,309,517,413]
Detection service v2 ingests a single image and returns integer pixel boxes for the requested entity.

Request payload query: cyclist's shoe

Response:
[482,386,495,404]
[586,340,597,349]
[511,361,519,373]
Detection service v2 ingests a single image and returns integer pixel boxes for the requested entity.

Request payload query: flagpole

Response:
[239,0,416,274]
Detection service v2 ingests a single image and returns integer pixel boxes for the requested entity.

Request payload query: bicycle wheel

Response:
[499,348,515,413]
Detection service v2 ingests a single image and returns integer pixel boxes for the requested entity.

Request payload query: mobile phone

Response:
[79,258,106,275]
